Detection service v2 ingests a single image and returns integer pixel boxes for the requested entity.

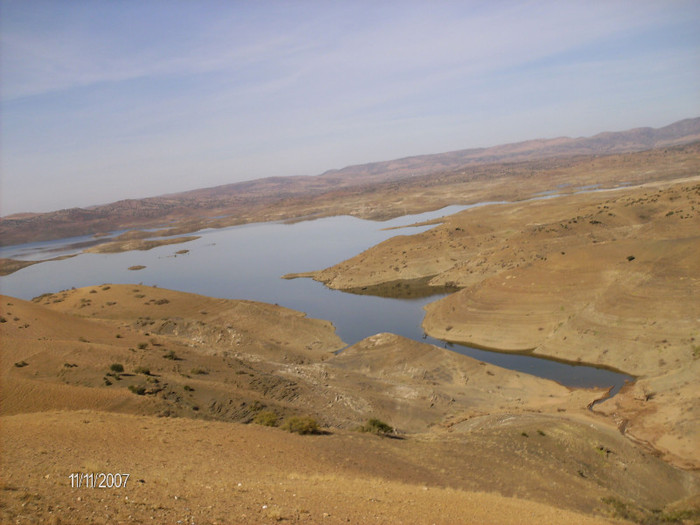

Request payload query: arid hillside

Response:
[294,177,700,472]
[1,118,698,248]
[2,285,698,523]
[2,123,700,523]
[2,141,699,281]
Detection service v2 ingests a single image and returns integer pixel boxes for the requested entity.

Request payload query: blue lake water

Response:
[0,204,632,394]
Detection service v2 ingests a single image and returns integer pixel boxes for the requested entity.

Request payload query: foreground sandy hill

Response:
[3,286,699,523]
[298,177,700,470]
[1,286,600,430]
[2,410,626,525]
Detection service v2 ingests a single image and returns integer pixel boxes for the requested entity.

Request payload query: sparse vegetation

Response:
[163,350,179,360]
[281,416,320,435]
[128,385,146,395]
[358,418,394,435]
[658,509,700,523]
[137,342,148,350]
[1,136,699,523]
[110,363,124,373]
[600,496,699,524]
[253,411,279,427]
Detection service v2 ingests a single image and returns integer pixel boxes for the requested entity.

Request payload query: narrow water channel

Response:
[0,203,633,395]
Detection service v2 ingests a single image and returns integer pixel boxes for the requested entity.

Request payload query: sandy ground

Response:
[2,148,700,523]
[300,178,700,471]
[1,410,626,525]
[3,141,699,274]
[2,286,698,523]
[82,235,201,254]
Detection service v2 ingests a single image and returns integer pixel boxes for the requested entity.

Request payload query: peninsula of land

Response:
[2,119,699,523]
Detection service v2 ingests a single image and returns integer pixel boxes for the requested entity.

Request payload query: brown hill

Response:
[1,118,698,247]
[294,177,700,471]
[2,285,698,523]
[318,117,700,183]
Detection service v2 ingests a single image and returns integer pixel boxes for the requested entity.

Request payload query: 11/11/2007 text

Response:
[69,473,130,489]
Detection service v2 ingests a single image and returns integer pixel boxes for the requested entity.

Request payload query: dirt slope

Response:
[1,410,626,525]
[296,178,700,470]
[3,286,698,523]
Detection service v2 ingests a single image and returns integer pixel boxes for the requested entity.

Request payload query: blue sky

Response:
[1,1,699,215]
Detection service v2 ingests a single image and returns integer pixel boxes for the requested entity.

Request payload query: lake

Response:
[0,203,632,394]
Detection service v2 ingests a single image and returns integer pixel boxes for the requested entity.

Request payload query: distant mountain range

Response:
[316,117,700,184]
[2,117,699,246]
[162,116,700,199]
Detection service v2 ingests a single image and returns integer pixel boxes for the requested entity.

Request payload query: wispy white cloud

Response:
[1,0,699,215]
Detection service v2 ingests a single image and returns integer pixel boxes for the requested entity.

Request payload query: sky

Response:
[1,1,699,216]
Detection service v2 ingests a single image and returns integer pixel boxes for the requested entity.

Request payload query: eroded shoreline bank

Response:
[292,177,700,469]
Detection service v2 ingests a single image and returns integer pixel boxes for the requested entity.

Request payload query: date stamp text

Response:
[69,472,130,489]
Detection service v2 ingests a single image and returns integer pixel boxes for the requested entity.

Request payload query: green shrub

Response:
[163,350,178,360]
[183,385,194,392]
[282,416,320,435]
[137,342,148,350]
[254,411,279,427]
[190,367,207,375]
[358,418,394,435]
[128,385,146,395]
[134,366,151,375]
[110,363,124,373]
[602,496,699,523]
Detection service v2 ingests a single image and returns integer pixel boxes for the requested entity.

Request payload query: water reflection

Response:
[0,205,632,392]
